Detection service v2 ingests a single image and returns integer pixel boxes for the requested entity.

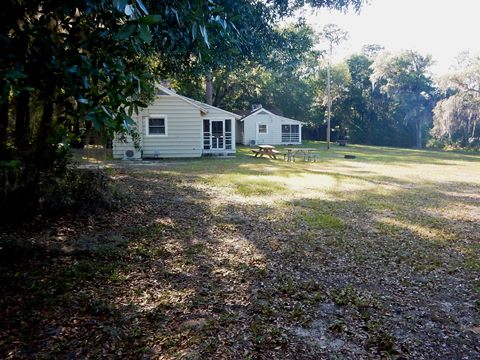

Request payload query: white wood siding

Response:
[112,133,139,159]
[113,95,202,158]
[142,96,202,157]
[242,113,302,145]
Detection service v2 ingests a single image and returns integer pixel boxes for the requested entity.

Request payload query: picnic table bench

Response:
[284,148,319,162]
[252,145,280,159]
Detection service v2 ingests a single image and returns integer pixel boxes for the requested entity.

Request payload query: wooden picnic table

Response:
[284,148,318,162]
[252,144,280,159]
[284,147,317,153]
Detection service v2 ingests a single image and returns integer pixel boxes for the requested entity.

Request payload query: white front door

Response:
[256,122,268,144]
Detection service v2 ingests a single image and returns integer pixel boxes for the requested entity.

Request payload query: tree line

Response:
[1,0,478,220]
[0,0,365,219]
[175,24,480,151]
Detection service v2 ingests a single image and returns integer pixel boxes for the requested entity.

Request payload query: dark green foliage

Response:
[0,0,158,218]
[40,168,123,215]
[271,0,365,17]
[0,0,368,220]
[0,145,71,221]
[332,53,414,147]
[175,22,320,121]
[0,0,251,218]
[370,51,436,148]
[0,166,121,223]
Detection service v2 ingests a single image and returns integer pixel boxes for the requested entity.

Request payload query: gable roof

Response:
[187,98,242,120]
[156,84,241,119]
[240,107,304,124]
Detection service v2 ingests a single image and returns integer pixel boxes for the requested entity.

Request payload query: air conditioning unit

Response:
[123,149,142,160]
[249,139,256,147]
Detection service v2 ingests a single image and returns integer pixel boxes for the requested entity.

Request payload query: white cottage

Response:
[237,107,303,146]
[113,85,241,159]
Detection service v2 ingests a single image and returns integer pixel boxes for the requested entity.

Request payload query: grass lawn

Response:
[1,143,479,358]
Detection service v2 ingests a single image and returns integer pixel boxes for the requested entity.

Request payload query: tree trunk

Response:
[461,122,468,147]
[34,100,54,169]
[206,70,213,105]
[0,82,9,158]
[415,117,422,148]
[15,92,30,152]
[326,48,332,149]
[71,118,83,148]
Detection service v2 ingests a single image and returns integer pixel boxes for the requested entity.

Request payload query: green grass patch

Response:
[463,244,480,271]
[186,243,206,257]
[64,260,116,281]
[234,178,287,196]
[56,259,119,292]
[301,212,345,230]
[375,221,402,235]
[2,142,480,358]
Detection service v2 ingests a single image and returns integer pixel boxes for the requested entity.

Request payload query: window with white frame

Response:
[258,123,267,134]
[281,124,300,142]
[147,116,167,136]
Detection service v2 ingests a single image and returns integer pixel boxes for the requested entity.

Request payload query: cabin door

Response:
[211,120,224,149]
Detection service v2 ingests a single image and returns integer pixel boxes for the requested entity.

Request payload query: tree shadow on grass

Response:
[0,170,312,358]
[282,183,479,358]
[0,167,479,359]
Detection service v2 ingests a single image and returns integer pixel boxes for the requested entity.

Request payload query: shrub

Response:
[40,168,120,215]
[0,160,122,224]
[427,136,480,151]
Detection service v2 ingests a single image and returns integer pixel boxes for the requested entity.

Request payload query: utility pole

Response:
[327,41,332,149]
[321,24,348,150]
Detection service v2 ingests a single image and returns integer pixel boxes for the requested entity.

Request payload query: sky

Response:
[300,0,480,76]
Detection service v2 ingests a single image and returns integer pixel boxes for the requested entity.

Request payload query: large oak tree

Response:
[371,50,435,148]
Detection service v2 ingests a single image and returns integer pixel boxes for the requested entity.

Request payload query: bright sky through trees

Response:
[302,0,480,75]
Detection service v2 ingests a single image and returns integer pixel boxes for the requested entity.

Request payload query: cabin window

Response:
[258,124,267,134]
[147,116,167,136]
[282,124,300,143]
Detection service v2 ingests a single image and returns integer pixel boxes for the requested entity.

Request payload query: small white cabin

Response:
[113,85,241,159]
[237,107,303,146]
